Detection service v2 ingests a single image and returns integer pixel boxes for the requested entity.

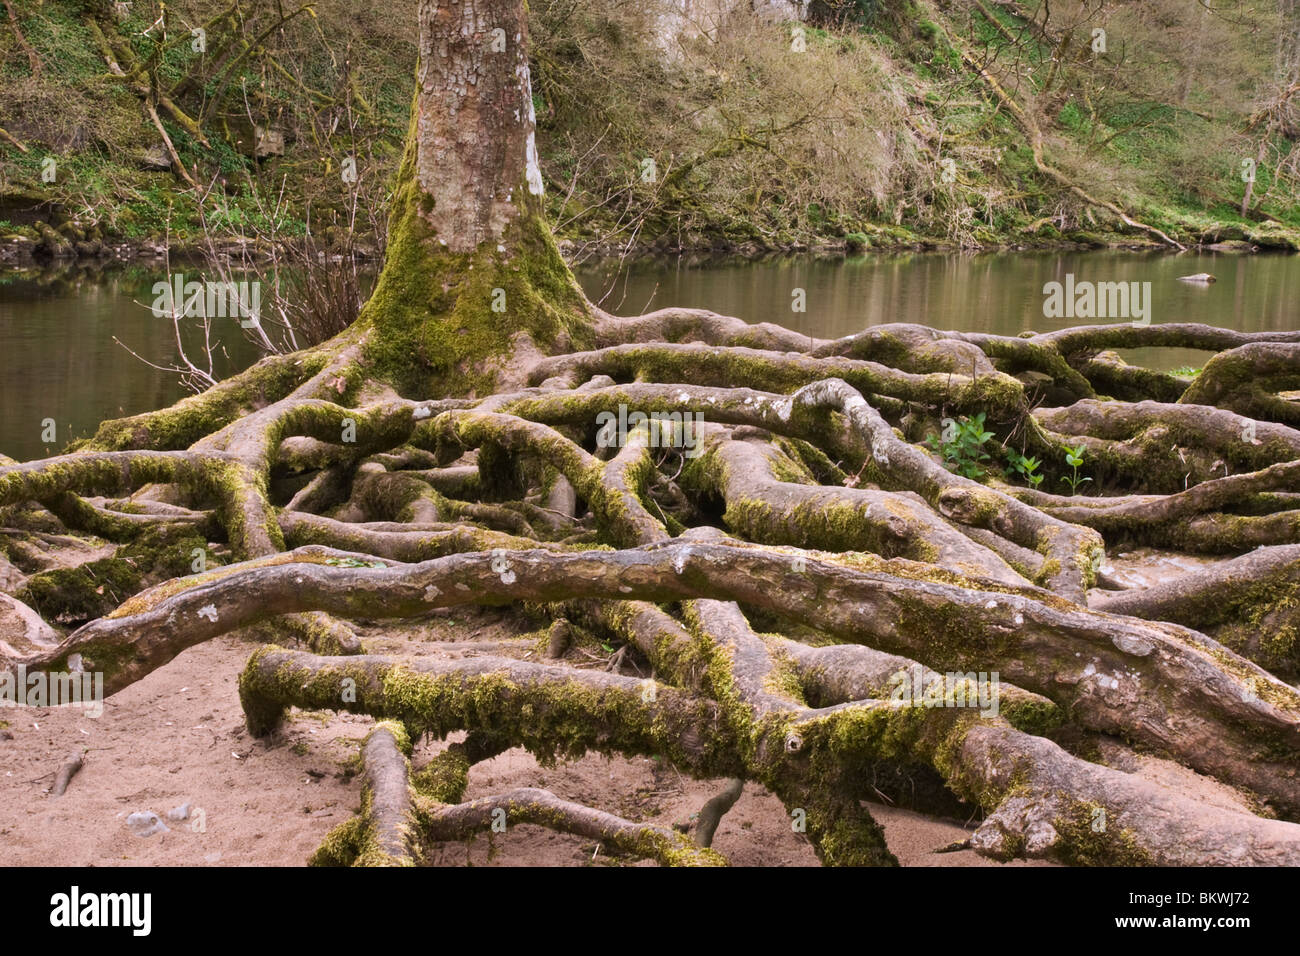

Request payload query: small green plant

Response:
[1060,444,1092,494]
[1004,449,1044,488]
[926,413,994,479]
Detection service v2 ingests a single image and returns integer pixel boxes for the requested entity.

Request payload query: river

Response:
[1,250,1296,460]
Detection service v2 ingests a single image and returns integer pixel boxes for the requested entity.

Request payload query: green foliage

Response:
[0,0,407,245]
[1004,449,1044,488]
[1057,101,1086,134]
[926,416,1058,489]
[925,413,994,479]
[1060,444,1092,495]
[1,0,1297,251]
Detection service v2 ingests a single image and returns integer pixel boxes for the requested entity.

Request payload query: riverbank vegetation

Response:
[2,0,1299,258]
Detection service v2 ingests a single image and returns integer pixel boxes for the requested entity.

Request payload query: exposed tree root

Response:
[6,303,1300,866]
[9,537,1294,816]
[1093,544,1300,675]
[10,0,1300,858]
[1181,343,1300,426]
[49,751,83,798]
[693,779,745,848]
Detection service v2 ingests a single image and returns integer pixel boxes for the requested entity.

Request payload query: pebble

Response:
[126,811,169,838]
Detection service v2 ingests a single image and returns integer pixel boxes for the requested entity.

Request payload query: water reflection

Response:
[579,250,1300,373]
[582,250,1300,337]
[0,264,265,460]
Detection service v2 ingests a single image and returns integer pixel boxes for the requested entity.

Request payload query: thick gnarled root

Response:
[6,314,1300,867]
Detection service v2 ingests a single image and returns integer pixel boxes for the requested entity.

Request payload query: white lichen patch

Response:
[1081,660,1121,691]
[1111,632,1155,657]
[870,436,891,466]
[520,66,544,196]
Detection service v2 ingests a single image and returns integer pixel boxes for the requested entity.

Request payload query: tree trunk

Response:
[415,0,544,252]
[350,0,591,397]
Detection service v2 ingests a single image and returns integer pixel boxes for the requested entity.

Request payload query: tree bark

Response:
[416,0,544,251]
[347,0,591,396]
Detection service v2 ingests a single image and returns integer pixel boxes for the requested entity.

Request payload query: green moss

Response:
[17,523,209,623]
[1034,557,1061,587]
[412,748,473,804]
[1203,577,1300,676]
[764,439,818,485]
[584,440,663,547]
[0,454,186,509]
[108,548,332,620]
[310,815,368,867]
[78,352,329,453]
[762,649,808,705]
[999,695,1064,736]
[1050,799,1155,867]
[803,806,896,867]
[239,647,743,778]
[891,593,1016,671]
[18,558,141,623]
[1201,643,1300,711]
[351,99,593,399]
[684,442,939,562]
[631,830,728,867]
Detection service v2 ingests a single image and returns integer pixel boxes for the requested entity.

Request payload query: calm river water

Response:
[1,250,1296,460]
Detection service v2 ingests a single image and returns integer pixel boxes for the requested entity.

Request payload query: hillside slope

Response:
[1,0,1298,259]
